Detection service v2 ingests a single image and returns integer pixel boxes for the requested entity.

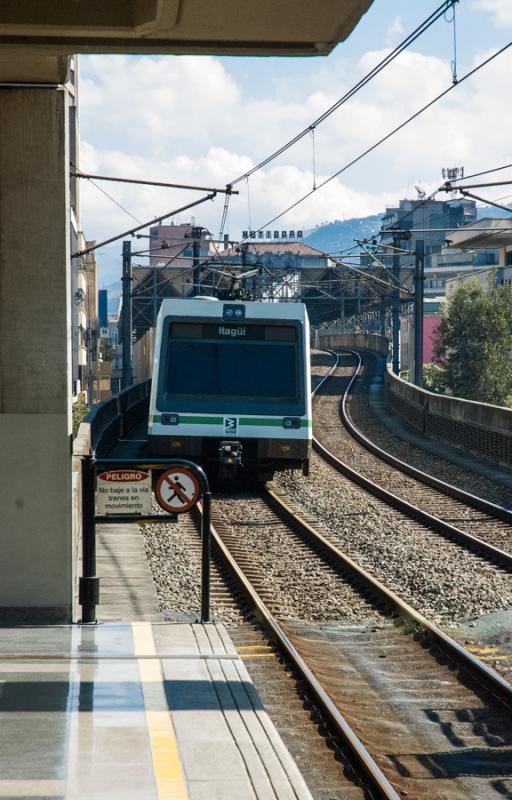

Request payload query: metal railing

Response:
[74,379,151,458]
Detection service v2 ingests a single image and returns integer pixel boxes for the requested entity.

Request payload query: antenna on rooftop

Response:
[441,166,464,182]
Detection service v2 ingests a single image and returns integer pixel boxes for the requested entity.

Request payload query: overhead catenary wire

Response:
[445,1,458,84]
[229,0,459,187]
[82,176,144,225]
[245,41,512,240]
[72,192,216,258]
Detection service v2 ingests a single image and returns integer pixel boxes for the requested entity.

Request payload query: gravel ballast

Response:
[275,452,512,625]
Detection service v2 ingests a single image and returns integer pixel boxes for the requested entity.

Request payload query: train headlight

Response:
[223,304,245,321]
[282,417,301,429]
[161,413,180,425]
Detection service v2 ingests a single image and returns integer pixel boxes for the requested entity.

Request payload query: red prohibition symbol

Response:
[155,467,201,514]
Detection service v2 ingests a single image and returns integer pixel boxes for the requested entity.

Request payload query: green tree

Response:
[422,362,446,394]
[434,277,512,406]
[72,394,90,438]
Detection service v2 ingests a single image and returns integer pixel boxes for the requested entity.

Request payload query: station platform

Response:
[0,621,313,800]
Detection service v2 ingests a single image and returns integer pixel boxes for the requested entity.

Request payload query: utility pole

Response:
[192,226,201,295]
[339,288,345,330]
[121,240,133,390]
[391,239,401,375]
[414,239,425,387]
[380,293,386,337]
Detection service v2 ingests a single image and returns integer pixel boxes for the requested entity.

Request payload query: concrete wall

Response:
[317,331,389,356]
[386,367,512,467]
[0,87,73,621]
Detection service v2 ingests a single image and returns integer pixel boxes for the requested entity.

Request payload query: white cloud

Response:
[78,42,512,284]
[386,17,405,46]
[472,0,512,27]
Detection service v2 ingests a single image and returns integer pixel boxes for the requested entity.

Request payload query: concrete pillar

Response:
[0,86,73,621]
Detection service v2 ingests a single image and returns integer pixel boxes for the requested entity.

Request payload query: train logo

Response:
[224,417,238,435]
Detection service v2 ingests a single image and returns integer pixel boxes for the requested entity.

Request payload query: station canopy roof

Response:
[447,218,512,250]
[0,1,373,62]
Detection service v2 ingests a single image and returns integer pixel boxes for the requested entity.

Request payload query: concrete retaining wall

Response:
[385,368,512,467]
[317,331,389,355]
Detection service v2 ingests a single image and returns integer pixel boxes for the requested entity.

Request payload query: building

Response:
[422,245,498,299]
[98,289,108,330]
[400,218,512,372]
[399,297,444,371]
[129,222,217,340]
[447,218,512,266]
[215,239,337,322]
[380,197,477,265]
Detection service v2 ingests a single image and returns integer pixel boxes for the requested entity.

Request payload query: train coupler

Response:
[218,440,243,479]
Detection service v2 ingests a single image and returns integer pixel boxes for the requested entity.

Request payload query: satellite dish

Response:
[415,184,426,199]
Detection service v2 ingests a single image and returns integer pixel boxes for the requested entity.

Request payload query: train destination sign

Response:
[155,467,201,514]
[97,469,152,515]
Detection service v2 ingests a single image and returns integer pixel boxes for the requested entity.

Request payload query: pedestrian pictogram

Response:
[155,466,201,513]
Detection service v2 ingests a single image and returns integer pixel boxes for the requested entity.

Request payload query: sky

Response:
[77,0,512,287]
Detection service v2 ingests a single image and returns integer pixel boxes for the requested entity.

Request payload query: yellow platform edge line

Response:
[132,622,189,800]
[240,653,277,659]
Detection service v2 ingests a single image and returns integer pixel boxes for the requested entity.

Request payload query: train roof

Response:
[157,298,309,322]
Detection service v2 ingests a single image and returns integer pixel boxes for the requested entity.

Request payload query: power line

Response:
[72,193,216,258]
[85,178,143,225]
[246,41,512,239]
[229,0,458,187]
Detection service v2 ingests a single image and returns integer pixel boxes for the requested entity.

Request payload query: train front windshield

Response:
[160,321,303,412]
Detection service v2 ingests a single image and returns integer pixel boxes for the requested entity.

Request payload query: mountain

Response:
[304,213,384,254]
[304,204,512,255]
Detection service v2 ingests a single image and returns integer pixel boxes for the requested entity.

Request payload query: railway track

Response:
[142,347,512,797]
[313,349,512,570]
[192,488,512,800]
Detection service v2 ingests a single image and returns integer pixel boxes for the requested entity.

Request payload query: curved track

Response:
[313,349,512,571]
[195,487,512,800]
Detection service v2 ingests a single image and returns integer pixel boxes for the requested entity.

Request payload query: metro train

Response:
[148,297,312,480]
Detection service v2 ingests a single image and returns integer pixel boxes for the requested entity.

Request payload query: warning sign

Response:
[97,470,152,515]
[155,467,201,514]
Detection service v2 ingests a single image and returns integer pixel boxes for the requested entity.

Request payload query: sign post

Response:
[80,458,211,624]
[155,465,212,622]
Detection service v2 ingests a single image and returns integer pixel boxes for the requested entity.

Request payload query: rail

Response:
[193,498,402,800]
[317,331,512,468]
[315,349,512,570]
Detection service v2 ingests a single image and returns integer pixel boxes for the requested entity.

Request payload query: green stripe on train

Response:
[152,415,311,427]
[240,418,311,428]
